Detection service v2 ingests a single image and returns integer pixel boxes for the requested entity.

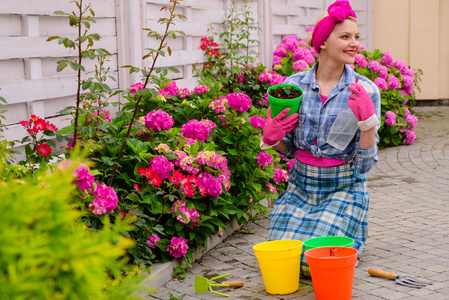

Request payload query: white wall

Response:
[0,0,373,147]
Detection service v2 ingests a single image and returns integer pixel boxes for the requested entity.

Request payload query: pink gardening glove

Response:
[262,107,299,145]
[347,83,375,121]
[347,83,379,131]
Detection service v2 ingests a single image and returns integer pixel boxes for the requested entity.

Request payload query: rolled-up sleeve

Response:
[354,143,378,173]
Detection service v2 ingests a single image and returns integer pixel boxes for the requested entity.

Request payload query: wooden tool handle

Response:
[368,268,396,280]
[223,280,244,287]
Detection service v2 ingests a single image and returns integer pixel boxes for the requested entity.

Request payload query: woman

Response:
[261,0,381,277]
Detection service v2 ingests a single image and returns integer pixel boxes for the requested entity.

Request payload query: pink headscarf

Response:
[311,0,357,54]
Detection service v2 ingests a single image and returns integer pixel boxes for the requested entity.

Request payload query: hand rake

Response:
[195,273,244,297]
[368,268,432,288]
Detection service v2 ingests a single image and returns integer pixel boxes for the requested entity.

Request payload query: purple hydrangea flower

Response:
[385,111,396,126]
[144,109,174,132]
[227,93,252,112]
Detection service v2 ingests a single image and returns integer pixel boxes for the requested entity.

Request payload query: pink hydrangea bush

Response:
[272,32,422,148]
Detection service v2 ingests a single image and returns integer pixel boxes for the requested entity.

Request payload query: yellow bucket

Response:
[253,240,303,295]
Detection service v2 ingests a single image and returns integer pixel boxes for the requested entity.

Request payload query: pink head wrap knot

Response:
[311,0,357,54]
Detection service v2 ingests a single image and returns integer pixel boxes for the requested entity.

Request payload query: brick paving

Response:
[147,106,449,299]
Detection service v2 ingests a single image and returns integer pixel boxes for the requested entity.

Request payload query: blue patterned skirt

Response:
[268,160,369,277]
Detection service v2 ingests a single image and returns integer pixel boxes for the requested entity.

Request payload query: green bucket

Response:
[303,236,354,252]
[267,84,303,118]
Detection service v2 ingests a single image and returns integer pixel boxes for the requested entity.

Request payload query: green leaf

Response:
[54,10,68,15]
[46,36,60,42]
[56,61,68,72]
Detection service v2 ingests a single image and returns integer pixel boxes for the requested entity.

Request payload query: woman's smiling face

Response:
[320,19,360,64]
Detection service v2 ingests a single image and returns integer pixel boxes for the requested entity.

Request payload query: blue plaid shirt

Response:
[281,63,381,174]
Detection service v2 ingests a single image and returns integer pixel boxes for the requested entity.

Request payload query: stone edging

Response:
[145,198,271,288]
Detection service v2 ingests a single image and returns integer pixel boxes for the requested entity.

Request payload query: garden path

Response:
[148,106,449,300]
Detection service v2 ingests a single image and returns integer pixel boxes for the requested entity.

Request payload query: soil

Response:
[269,86,302,99]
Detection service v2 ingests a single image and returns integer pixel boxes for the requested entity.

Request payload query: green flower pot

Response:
[267,84,303,118]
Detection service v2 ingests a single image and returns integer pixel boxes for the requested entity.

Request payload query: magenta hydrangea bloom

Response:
[379,52,393,66]
[293,59,310,72]
[257,152,273,170]
[405,114,418,129]
[402,75,413,89]
[178,88,192,98]
[146,234,161,249]
[167,236,189,258]
[200,119,217,131]
[292,47,307,61]
[181,119,210,142]
[368,61,380,73]
[227,93,252,112]
[158,81,179,98]
[89,182,119,215]
[149,155,174,180]
[273,166,288,183]
[144,109,174,132]
[385,111,397,126]
[378,65,388,79]
[374,77,388,91]
[266,183,277,193]
[281,35,300,51]
[193,85,210,94]
[130,82,144,94]
[273,44,288,58]
[236,74,246,83]
[249,115,266,129]
[199,171,222,198]
[400,128,416,145]
[387,75,401,89]
[74,166,95,191]
[172,150,187,167]
[354,54,368,68]
[272,55,282,67]
[208,97,227,114]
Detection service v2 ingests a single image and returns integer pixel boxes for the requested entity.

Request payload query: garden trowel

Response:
[194,273,244,297]
[368,268,432,288]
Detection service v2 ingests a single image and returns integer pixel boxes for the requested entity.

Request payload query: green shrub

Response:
[0,164,150,300]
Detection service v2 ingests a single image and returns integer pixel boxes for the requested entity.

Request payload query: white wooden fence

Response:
[0,0,373,147]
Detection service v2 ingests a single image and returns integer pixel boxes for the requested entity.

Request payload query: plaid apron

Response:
[268,160,369,277]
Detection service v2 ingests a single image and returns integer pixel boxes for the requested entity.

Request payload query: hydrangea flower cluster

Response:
[272,35,317,75]
[137,145,230,199]
[146,234,161,249]
[171,200,201,229]
[166,236,189,258]
[257,152,273,170]
[385,111,397,126]
[148,155,175,180]
[208,97,228,114]
[193,85,210,94]
[226,93,252,112]
[273,166,289,183]
[90,183,119,215]
[266,183,277,193]
[144,109,174,132]
[181,119,213,142]
[59,161,119,215]
[158,81,179,98]
[130,82,144,94]
[249,115,266,129]
[258,70,287,86]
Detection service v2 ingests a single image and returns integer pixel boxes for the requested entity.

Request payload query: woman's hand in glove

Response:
[347,83,379,131]
[262,107,299,146]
